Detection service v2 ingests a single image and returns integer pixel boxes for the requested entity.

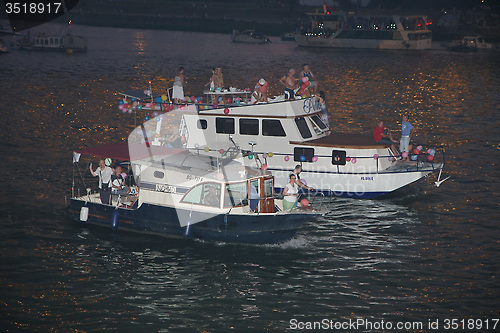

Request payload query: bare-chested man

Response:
[280,68,299,100]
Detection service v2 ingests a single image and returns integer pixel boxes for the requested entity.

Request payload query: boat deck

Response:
[290,132,388,149]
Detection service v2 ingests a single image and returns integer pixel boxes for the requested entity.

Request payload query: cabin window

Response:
[181,182,221,207]
[197,119,207,130]
[55,38,59,44]
[262,119,286,137]
[294,147,315,162]
[50,38,53,44]
[332,150,347,165]
[216,117,235,134]
[224,181,248,208]
[45,39,49,45]
[239,118,259,135]
[295,117,312,139]
[310,115,327,130]
[264,179,274,197]
[153,171,165,179]
[59,38,63,44]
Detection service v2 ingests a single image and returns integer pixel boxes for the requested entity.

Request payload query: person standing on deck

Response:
[280,68,299,100]
[89,159,113,204]
[302,64,319,93]
[400,114,414,162]
[172,67,185,104]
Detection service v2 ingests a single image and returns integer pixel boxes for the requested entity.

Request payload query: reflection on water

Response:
[0,23,499,331]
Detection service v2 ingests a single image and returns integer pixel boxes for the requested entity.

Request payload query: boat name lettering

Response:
[361,176,374,181]
[303,98,322,114]
[155,184,176,193]
[186,174,203,182]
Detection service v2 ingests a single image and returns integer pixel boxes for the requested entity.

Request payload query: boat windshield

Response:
[224,181,248,208]
[181,182,221,208]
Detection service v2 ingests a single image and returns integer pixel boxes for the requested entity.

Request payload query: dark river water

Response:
[0,23,499,332]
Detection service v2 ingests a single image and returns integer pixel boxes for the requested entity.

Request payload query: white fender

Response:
[80,206,89,222]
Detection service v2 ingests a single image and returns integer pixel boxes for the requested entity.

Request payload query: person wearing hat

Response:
[89,159,113,204]
[251,78,268,104]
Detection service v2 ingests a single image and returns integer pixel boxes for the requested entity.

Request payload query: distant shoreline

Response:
[67,13,297,37]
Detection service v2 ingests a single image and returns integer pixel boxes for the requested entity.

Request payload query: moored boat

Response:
[446,36,494,52]
[295,9,432,50]
[69,138,320,244]
[231,30,270,44]
[18,32,87,52]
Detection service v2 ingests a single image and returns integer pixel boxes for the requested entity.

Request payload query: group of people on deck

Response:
[89,159,131,204]
[374,114,415,162]
[279,64,318,101]
[170,64,319,105]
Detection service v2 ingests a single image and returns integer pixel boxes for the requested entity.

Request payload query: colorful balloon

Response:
[300,198,309,206]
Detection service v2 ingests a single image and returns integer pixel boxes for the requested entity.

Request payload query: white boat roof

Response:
[139,151,269,184]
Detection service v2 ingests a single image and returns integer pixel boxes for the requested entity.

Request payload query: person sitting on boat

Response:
[111,165,130,197]
[283,173,299,210]
[302,64,318,93]
[203,186,220,207]
[172,67,185,104]
[89,159,113,204]
[293,165,314,191]
[280,68,299,100]
[400,114,414,162]
[250,84,266,104]
[165,126,183,148]
[257,78,268,101]
[373,121,398,156]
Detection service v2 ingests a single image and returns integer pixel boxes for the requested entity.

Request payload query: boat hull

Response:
[68,199,312,244]
[273,166,440,199]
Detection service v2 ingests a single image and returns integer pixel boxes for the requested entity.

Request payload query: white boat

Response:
[69,140,320,244]
[231,30,270,44]
[117,94,444,199]
[18,32,87,52]
[295,9,432,50]
[446,36,494,52]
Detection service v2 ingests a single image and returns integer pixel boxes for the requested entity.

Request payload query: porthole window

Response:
[153,171,165,179]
